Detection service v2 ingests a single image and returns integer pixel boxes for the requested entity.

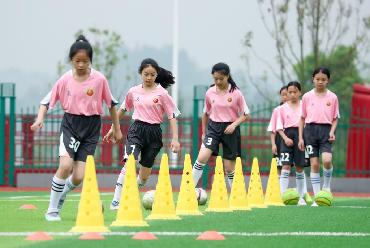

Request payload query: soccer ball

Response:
[195,188,207,205]
[314,190,333,206]
[142,190,156,210]
[282,189,300,205]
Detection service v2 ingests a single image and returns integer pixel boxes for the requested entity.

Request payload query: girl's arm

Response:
[278,129,293,147]
[224,114,249,134]
[108,106,123,143]
[329,118,338,142]
[201,113,209,140]
[270,132,277,155]
[169,118,180,153]
[30,105,48,132]
[298,117,305,151]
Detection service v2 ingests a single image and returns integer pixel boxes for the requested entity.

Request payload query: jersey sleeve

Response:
[301,94,307,118]
[161,92,181,119]
[333,95,340,120]
[120,88,133,112]
[46,76,64,110]
[267,108,278,132]
[275,107,284,131]
[237,91,250,115]
[102,77,118,108]
[203,93,211,115]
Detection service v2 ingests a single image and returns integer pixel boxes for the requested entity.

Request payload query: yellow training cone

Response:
[176,154,202,215]
[264,158,284,206]
[247,158,266,208]
[111,155,148,227]
[147,154,180,220]
[205,156,231,212]
[229,157,250,210]
[70,155,109,232]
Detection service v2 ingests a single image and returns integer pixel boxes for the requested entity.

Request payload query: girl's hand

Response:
[113,128,123,144]
[328,132,335,143]
[298,138,305,151]
[30,119,44,132]
[103,128,114,143]
[170,139,180,153]
[272,144,277,155]
[224,123,236,134]
[284,137,294,147]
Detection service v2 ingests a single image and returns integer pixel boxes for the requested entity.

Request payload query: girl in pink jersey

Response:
[30,35,122,221]
[298,67,340,206]
[192,63,250,189]
[103,58,181,210]
[276,81,311,205]
[267,86,288,171]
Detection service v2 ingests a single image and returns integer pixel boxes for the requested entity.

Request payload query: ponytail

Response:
[138,58,175,88]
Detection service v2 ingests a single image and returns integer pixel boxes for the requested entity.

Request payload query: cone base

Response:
[205,207,232,212]
[265,202,285,206]
[69,226,110,233]
[111,220,149,227]
[230,206,251,211]
[176,210,203,216]
[249,204,267,208]
[146,214,181,220]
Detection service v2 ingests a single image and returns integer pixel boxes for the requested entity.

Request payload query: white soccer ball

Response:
[195,188,207,205]
[142,190,156,210]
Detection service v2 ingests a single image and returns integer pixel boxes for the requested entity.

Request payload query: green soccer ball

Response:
[314,190,333,206]
[282,189,300,205]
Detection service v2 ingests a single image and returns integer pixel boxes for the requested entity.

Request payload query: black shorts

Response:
[280,127,307,167]
[59,113,101,162]
[123,120,163,168]
[274,133,283,168]
[303,123,332,158]
[202,119,241,160]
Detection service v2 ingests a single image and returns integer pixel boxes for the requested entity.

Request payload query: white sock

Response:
[227,170,235,189]
[303,172,308,194]
[137,175,147,188]
[60,176,79,201]
[323,167,333,191]
[280,169,290,193]
[295,171,305,198]
[112,166,126,203]
[192,160,205,187]
[47,176,65,213]
[310,172,321,196]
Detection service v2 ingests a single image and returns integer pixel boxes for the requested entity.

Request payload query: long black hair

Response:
[210,62,238,92]
[138,58,175,88]
[69,35,93,62]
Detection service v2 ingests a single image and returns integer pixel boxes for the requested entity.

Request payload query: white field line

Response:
[0,231,369,237]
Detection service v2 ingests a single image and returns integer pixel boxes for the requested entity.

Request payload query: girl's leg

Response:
[280,165,291,193]
[138,166,152,187]
[58,161,85,211]
[322,152,333,191]
[111,165,126,207]
[223,158,236,188]
[192,147,213,187]
[46,156,73,220]
[295,166,305,198]
[310,157,321,196]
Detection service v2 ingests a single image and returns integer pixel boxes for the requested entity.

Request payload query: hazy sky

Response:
[1,0,369,112]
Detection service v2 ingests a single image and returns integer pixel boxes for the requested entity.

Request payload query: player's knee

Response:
[282,165,291,171]
[323,159,332,168]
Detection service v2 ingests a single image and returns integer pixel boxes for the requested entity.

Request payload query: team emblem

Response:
[153,98,159,103]
[227,97,232,102]
[326,102,331,106]
[86,88,94,96]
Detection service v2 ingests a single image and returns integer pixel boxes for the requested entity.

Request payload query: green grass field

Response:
[0,191,370,248]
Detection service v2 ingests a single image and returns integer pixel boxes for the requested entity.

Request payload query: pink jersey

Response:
[301,89,340,124]
[121,84,180,124]
[267,106,281,133]
[41,69,117,116]
[276,101,302,130]
[203,85,250,122]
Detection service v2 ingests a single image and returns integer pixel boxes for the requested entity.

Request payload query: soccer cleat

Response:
[304,193,313,204]
[311,201,318,207]
[45,212,61,221]
[110,200,119,210]
[297,198,307,206]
